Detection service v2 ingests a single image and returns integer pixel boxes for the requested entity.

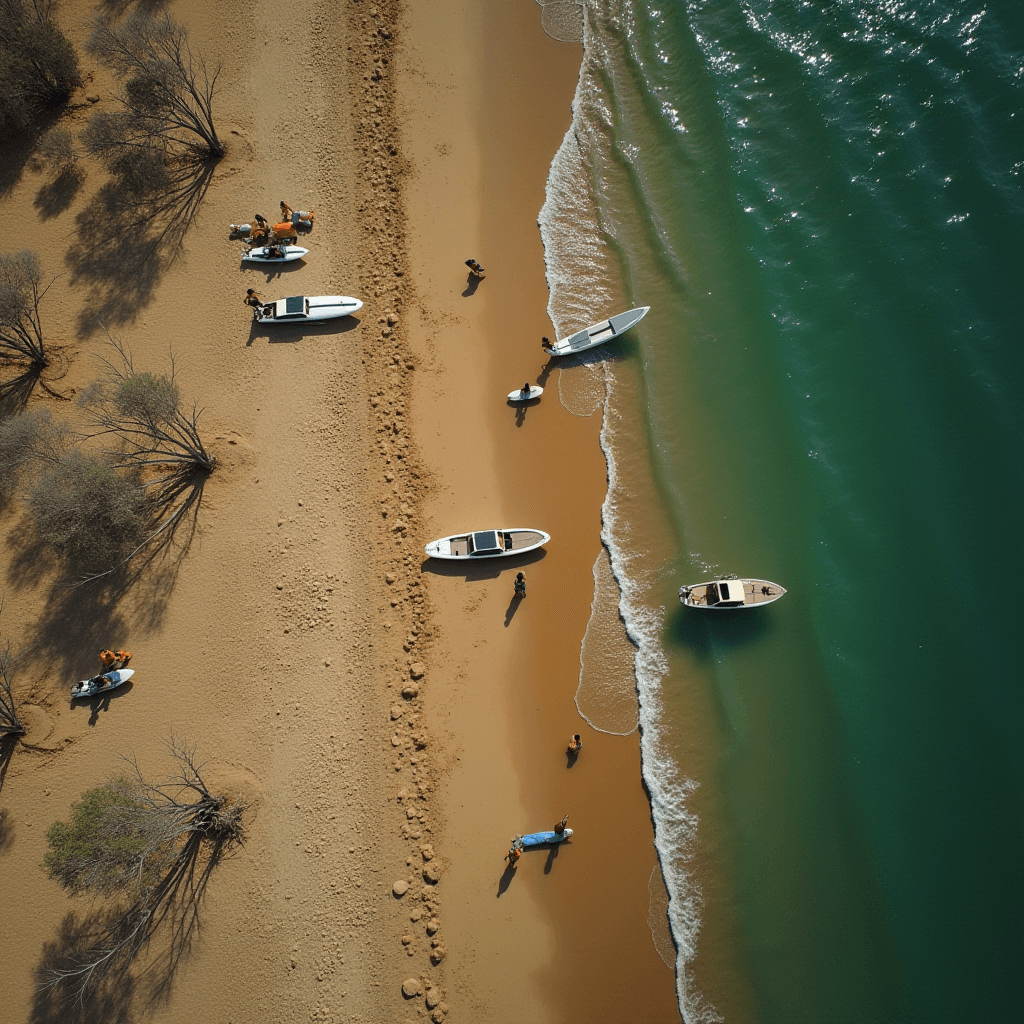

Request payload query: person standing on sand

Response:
[465,258,485,278]
[554,814,569,835]
[541,336,553,352]
[514,572,526,599]
[244,288,264,310]
[568,734,582,754]
[507,836,523,866]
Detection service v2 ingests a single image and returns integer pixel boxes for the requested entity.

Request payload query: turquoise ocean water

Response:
[539,2,1023,1021]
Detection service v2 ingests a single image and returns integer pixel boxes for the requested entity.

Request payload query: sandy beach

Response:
[1,1,680,1022]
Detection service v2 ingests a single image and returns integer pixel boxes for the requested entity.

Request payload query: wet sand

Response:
[401,1,681,1021]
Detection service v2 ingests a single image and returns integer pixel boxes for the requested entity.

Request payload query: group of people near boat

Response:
[231,201,316,246]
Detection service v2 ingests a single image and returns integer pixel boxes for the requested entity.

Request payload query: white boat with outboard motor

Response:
[254,295,362,324]
[71,668,135,699]
[679,578,786,609]
[507,384,543,402]
[425,528,550,560]
[544,306,650,357]
[242,245,308,264]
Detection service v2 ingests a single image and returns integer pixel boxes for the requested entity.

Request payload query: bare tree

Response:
[42,739,245,998]
[81,332,214,473]
[0,609,25,737]
[84,11,223,161]
[0,250,56,368]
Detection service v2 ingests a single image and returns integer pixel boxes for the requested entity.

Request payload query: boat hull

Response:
[72,668,134,698]
[256,296,362,324]
[679,579,786,609]
[425,528,550,560]
[548,306,650,357]
[242,245,308,263]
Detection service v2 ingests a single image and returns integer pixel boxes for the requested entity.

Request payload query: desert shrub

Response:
[114,371,179,424]
[28,450,147,568]
[44,778,158,896]
[0,407,72,504]
[35,125,76,169]
[0,1,82,133]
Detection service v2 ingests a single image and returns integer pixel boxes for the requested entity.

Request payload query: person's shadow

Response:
[497,862,517,897]
[565,747,580,769]
[462,273,482,297]
[544,842,563,874]
[504,594,523,627]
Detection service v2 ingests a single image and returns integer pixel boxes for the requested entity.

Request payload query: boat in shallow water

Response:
[545,306,650,357]
[679,578,786,609]
[425,528,550,560]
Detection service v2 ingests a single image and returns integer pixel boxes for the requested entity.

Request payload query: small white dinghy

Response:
[71,668,135,699]
[679,579,786,610]
[545,306,650,357]
[254,295,362,324]
[507,384,543,402]
[425,528,550,560]
[242,245,308,264]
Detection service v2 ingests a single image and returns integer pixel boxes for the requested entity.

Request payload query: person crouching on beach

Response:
[541,336,554,352]
[554,814,569,835]
[568,734,582,754]
[507,836,523,867]
[465,258,485,279]
[244,288,264,311]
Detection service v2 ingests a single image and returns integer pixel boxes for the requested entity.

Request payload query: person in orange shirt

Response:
[568,734,582,754]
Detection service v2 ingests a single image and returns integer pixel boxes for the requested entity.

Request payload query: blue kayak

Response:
[520,828,573,847]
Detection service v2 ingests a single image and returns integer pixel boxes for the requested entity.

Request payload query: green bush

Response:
[44,779,154,896]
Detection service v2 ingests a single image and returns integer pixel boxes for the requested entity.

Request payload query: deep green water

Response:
[541,1,1023,1020]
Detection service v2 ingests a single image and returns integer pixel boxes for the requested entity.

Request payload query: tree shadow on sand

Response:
[31,841,222,1024]
[66,160,215,337]
[4,466,207,682]
[34,164,87,221]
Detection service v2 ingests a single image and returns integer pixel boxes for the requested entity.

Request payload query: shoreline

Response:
[402,1,682,1020]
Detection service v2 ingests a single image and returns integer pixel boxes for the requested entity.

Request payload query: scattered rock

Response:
[391,704,404,720]
[392,880,409,897]
[401,934,413,945]
[432,1010,445,1024]
[422,862,441,884]
[420,844,435,861]
[429,946,446,965]
[386,572,396,583]
[409,662,425,679]
[425,918,439,936]
[401,684,419,699]
[425,988,442,1010]
[402,977,422,998]
[86,93,100,103]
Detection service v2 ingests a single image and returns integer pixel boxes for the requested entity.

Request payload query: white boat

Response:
[679,579,786,610]
[507,384,543,402]
[242,245,308,264]
[255,295,362,324]
[545,306,650,357]
[425,528,550,560]
[71,668,135,698]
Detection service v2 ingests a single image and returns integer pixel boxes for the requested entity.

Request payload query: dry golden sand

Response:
[1,1,682,1022]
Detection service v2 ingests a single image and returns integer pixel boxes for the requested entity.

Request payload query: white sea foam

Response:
[537,8,720,1020]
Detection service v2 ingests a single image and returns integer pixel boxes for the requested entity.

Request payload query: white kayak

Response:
[255,295,363,324]
[425,528,550,560]
[507,385,543,402]
[545,306,650,357]
[242,245,308,263]
[520,828,573,847]
[71,668,134,698]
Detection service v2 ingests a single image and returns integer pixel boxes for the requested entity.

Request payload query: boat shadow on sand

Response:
[238,258,307,283]
[246,316,361,346]
[497,838,571,896]
[420,547,547,583]
[70,681,135,727]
